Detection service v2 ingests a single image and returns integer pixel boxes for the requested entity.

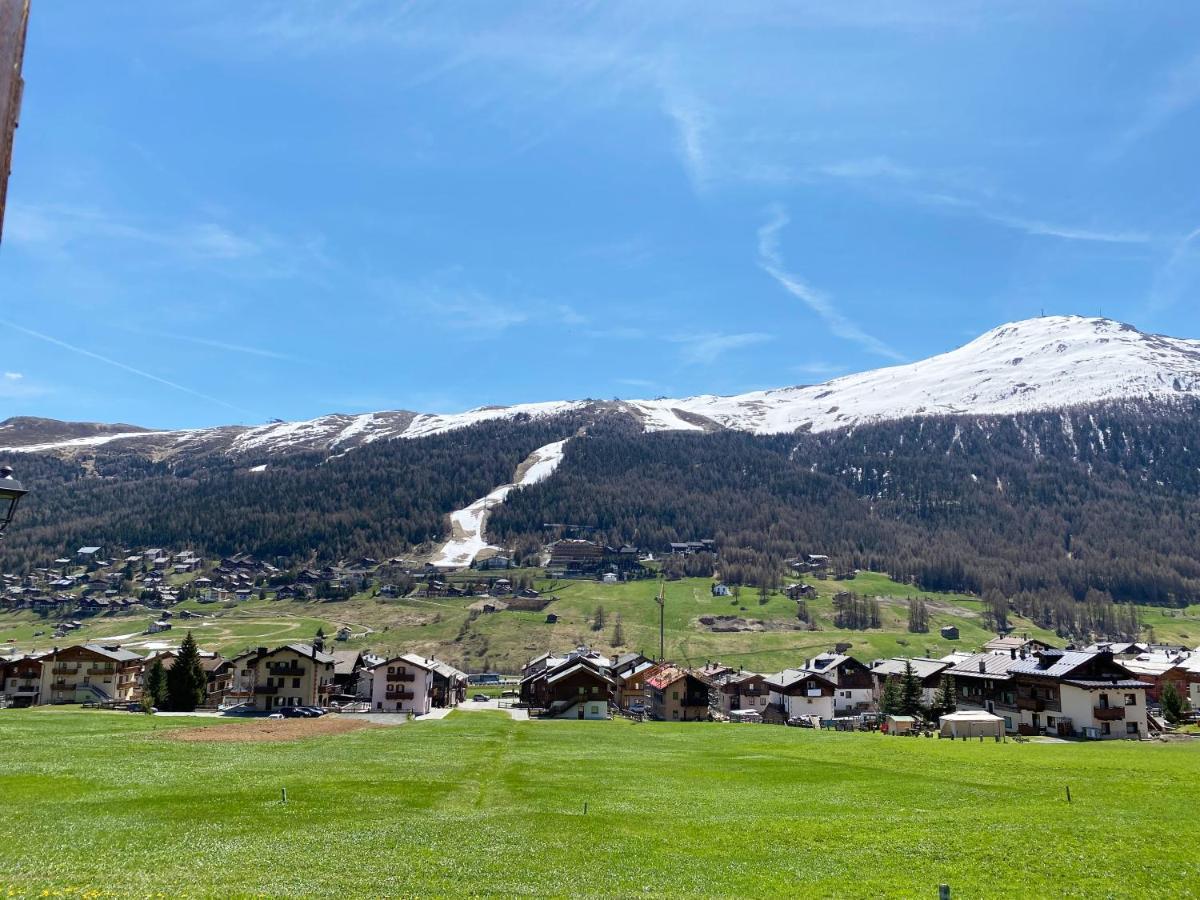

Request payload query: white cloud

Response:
[671,331,771,365]
[1111,52,1200,157]
[661,84,712,193]
[3,372,23,381]
[757,205,905,361]
[2,320,256,416]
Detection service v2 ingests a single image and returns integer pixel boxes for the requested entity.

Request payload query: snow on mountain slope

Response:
[4,316,1199,456]
[634,316,1200,434]
[429,438,570,568]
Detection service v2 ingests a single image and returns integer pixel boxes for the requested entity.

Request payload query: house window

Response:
[1102,722,1111,735]
[1003,717,1013,730]
[578,686,585,694]
[672,691,679,700]
[1126,722,1139,735]
[1124,693,1136,706]
[293,678,301,688]
[672,709,679,719]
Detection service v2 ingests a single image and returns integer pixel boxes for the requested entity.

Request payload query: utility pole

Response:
[656,578,666,661]
[0,0,31,244]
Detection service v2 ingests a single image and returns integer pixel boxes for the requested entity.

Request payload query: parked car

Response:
[473,693,490,702]
[267,713,284,719]
[279,707,307,718]
[786,716,815,728]
[298,706,326,717]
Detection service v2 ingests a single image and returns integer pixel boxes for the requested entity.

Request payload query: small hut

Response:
[884,714,917,734]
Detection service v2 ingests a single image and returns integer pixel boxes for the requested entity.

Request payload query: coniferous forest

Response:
[4,400,1200,615]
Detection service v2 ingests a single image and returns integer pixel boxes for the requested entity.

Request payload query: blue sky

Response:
[3,2,1200,428]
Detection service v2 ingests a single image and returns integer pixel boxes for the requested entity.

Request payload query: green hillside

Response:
[5,570,1190,672]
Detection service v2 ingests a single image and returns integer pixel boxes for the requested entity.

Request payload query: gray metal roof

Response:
[946,652,1020,680]
[872,657,951,680]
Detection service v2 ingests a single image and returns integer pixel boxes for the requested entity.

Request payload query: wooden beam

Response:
[0,0,31,244]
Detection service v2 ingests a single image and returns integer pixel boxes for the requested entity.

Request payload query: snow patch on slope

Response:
[428,438,570,569]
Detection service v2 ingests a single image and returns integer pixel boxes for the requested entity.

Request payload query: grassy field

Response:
[0,708,1196,897]
[3,571,1197,674]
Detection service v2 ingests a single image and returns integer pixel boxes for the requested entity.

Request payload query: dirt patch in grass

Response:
[163,716,376,743]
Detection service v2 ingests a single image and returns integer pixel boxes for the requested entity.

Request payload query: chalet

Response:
[520,649,614,717]
[982,634,1053,656]
[945,651,1022,728]
[38,644,143,705]
[939,625,959,640]
[611,653,659,711]
[476,554,511,570]
[367,655,435,714]
[711,583,732,597]
[240,644,335,712]
[870,657,953,707]
[762,668,836,721]
[646,666,710,722]
[545,540,606,577]
[427,658,469,707]
[784,583,816,601]
[0,656,41,707]
[714,671,770,717]
[804,653,875,714]
[330,649,372,700]
[1007,649,1149,740]
[668,540,716,556]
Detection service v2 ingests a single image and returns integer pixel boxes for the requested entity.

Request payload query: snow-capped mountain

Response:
[4,316,1199,458]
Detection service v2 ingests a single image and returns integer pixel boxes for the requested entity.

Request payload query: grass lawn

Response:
[0,709,1196,897]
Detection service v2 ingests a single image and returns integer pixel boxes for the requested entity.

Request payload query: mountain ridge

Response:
[5,315,1200,458]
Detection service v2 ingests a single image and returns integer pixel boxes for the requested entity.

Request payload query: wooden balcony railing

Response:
[1016,696,1045,712]
[1094,705,1125,721]
[385,690,414,701]
[386,672,416,683]
[253,684,279,695]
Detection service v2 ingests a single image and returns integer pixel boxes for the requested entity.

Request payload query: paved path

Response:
[453,698,529,721]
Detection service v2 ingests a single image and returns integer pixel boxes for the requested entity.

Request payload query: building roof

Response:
[940,710,1004,722]
[269,643,335,665]
[79,643,142,663]
[762,668,835,691]
[331,649,366,676]
[946,652,1020,681]
[982,635,1050,652]
[645,665,691,690]
[871,657,951,680]
[1007,650,1114,679]
[1062,679,1150,689]
[546,662,616,686]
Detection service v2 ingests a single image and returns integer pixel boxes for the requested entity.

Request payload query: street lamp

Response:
[0,465,28,537]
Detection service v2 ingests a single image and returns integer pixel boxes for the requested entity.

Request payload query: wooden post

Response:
[1065,785,1071,804]
[281,787,287,804]
[939,885,950,900]
[583,801,588,815]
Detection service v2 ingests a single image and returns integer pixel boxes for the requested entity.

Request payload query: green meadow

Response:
[3,571,1197,673]
[0,709,1196,898]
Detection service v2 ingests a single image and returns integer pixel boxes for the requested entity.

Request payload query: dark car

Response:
[279,707,307,718]
[473,693,491,702]
[298,706,326,717]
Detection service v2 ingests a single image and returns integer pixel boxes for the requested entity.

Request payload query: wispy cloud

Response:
[791,361,848,381]
[671,331,771,365]
[1111,52,1200,158]
[812,156,1149,244]
[3,372,22,381]
[142,332,299,362]
[660,82,712,193]
[756,205,905,361]
[1146,226,1200,314]
[1,320,257,417]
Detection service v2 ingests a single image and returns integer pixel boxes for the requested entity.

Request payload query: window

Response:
[1102,722,1111,735]
[1003,717,1013,730]
[1126,722,1139,735]
[578,686,585,694]
[1124,693,1136,706]
[672,691,679,700]
[293,678,301,688]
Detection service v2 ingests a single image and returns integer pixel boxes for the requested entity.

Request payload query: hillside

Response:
[4,571,1197,673]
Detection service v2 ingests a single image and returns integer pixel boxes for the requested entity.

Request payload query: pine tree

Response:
[931,673,956,717]
[165,631,207,712]
[611,614,624,647]
[592,605,605,632]
[900,659,923,717]
[880,678,902,715]
[144,659,168,708]
[1161,681,1188,725]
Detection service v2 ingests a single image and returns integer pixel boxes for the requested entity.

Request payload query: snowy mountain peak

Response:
[4,316,1199,456]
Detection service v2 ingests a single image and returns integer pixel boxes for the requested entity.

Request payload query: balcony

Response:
[51,666,77,675]
[385,690,414,701]
[386,672,416,683]
[87,667,114,676]
[253,684,280,695]
[1094,705,1125,722]
[268,666,305,677]
[1016,696,1045,712]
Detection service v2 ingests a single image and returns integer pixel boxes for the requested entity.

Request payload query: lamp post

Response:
[0,465,28,538]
